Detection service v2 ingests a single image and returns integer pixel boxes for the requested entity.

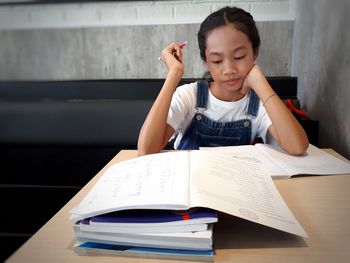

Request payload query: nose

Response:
[223,60,238,75]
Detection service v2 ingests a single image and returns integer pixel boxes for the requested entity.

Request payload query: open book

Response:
[201,144,350,179]
[70,150,308,237]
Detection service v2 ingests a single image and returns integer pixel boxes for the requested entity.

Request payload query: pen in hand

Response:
[158,41,188,61]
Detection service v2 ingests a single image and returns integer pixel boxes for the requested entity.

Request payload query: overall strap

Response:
[196,80,209,109]
[247,90,260,117]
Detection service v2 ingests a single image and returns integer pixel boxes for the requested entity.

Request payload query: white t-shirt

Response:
[167,82,273,149]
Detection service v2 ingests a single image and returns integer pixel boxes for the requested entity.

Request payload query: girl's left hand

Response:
[241,64,263,95]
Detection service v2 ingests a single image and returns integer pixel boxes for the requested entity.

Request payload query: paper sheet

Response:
[71,151,190,220]
[189,150,307,237]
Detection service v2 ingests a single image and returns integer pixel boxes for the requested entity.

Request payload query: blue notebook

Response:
[74,241,214,261]
[88,207,217,227]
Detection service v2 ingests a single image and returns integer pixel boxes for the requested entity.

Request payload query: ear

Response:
[253,48,259,61]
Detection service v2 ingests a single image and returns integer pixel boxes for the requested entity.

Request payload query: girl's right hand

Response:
[161,42,184,75]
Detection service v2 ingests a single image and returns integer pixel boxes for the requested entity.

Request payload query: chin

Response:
[223,81,243,91]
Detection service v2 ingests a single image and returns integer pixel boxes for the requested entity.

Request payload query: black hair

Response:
[197,6,260,61]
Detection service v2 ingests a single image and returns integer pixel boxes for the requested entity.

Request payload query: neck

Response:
[209,82,245,102]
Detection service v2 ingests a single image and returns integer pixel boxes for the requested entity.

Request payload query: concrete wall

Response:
[0,0,295,80]
[292,0,350,159]
[0,21,293,80]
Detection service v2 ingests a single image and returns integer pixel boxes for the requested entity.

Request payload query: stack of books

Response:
[73,207,217,261]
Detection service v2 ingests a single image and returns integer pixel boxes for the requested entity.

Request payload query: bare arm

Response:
[242,65,309,155]
[137,43,184,156]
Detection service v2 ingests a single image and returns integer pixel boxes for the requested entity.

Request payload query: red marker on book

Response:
[158,41,188,61]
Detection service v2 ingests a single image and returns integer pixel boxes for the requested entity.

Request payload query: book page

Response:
[255,143,350,177]
[200,145,287,178]
[71,151,191,221]
[189,150,307,237]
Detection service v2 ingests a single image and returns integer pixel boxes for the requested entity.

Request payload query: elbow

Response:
[286,138,309,156]
[137,133,170,156]
[137,145,152,157]
[137,143,162,157]
[137,148,156,157]
[287,144,308,156]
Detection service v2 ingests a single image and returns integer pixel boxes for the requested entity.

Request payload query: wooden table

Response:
[6,149,350,263]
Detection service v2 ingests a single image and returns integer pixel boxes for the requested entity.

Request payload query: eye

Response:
[234,55,246,60]
[211,60,222,64]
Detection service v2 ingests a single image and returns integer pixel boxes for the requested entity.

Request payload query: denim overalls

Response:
[177,80,260,150]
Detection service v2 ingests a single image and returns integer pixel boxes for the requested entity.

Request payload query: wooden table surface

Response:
[6,149,350,263]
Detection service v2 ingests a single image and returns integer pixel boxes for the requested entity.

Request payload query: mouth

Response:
[224,78,240,86]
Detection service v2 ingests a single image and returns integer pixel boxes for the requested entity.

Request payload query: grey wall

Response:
[292,0,350,159]
[0,21,293,80]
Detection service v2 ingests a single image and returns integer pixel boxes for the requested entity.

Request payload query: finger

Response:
[173,46,183,62]
[240,82,248,95]
[240,77,250,95]
[161,45,174,62]
[162,42,176,55]
[240,86,250,95]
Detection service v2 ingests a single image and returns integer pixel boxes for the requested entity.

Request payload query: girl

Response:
[138,6,308,156]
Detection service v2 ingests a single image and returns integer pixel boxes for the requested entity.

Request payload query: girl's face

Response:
[204,24,257,101]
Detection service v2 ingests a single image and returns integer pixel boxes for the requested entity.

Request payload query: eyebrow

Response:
[208,46,247,56]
